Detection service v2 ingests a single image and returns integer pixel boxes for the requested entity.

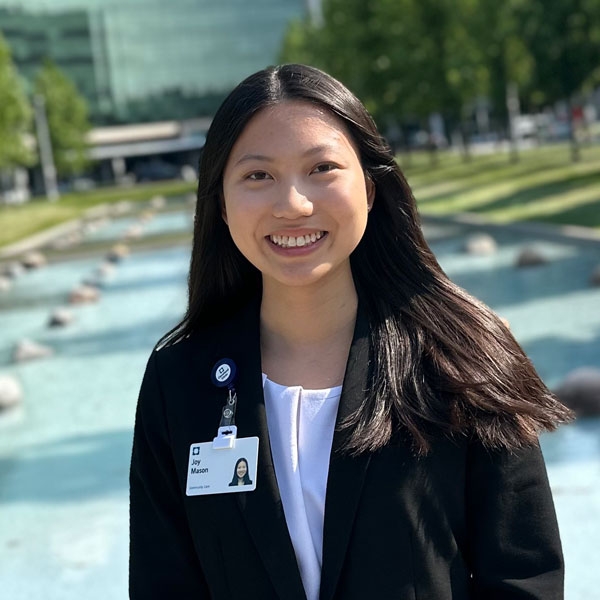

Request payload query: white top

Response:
[262,374,342,600]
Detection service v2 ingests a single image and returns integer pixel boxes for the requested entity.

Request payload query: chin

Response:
[264,265,344,290]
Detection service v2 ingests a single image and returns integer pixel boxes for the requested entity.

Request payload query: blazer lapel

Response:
[214,302,307,600]
[320,307,372,600]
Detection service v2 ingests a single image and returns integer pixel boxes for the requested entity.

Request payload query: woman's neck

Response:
[260,269,358,388]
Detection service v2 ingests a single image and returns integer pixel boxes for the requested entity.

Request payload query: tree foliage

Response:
[34,60,91,178]
[513,0,600,159]
[515,0,600,105]
[0,33,34,169]
[280,0,600,157]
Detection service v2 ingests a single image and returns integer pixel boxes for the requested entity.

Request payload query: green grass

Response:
[0,180,195,249]
[401,143,600,229]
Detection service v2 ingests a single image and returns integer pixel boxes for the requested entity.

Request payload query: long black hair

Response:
[161,63,572,455]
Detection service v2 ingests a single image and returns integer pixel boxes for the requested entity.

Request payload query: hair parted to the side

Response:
[160,63,573,455]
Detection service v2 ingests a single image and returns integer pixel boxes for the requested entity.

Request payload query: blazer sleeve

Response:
[129,351,211,599]
[465,438,564,599]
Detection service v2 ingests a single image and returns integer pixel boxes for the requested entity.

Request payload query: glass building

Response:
[0,0,307,124]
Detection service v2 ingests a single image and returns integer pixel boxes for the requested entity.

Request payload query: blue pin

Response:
[211,358,237,388]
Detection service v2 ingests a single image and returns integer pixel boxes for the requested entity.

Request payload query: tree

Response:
[515,0,600,161]
[470,0,534,162]
[34,60,91,177]
[0,33,34,169]
[280,0,488,161]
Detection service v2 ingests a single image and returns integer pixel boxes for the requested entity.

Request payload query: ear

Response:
[365,173,375,212]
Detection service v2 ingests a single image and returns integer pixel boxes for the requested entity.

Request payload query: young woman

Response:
[229,458,252,487]
[129,64,572,600]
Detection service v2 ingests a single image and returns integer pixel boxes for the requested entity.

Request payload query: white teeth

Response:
[269,232,326,248]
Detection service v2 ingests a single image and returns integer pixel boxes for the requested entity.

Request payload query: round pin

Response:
[211,358,237,388]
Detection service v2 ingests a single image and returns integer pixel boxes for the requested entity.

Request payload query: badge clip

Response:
[213,425,238,450]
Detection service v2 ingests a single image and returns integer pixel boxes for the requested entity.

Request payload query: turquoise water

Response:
[0,213,599,599]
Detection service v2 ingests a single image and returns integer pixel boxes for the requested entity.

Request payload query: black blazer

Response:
[129,302,564,599]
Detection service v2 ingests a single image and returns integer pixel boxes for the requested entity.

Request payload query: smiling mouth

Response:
[268,231,327,249]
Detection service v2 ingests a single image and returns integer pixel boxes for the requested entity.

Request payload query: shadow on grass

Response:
[473,171,600,216]
[532,198,600,229]
[415,164,580,212]
[405,147,578,185]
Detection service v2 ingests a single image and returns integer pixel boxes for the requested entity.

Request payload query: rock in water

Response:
[2,262,24,278]
[13,339,54,363]
[68,284,100,304]
[96,263,115,278]
[150,195,166,209]
[0,376,23,410]
[112,200,133,216]
[0,276,12,292]
[464,233,498,256]
[590,265,600,287]
[554,368,600,417]
[124,224,144,240]
[48,308,75,327]
[516,247,548,268]
[21,251,47,269]
[106,243,130,263]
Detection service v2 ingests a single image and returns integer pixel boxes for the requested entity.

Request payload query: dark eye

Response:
[312,163,337,174]
[247,171,271,181]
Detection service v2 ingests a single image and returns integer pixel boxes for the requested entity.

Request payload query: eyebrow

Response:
[233,144,339,167]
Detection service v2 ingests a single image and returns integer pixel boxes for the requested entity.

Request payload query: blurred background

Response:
[0,1,599,598]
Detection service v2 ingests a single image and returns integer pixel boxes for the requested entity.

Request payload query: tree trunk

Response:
[567,98,581,162]
[427,131,439,167]
[460,122,471,163]
[508,124,519,164]
[506,82,520,164]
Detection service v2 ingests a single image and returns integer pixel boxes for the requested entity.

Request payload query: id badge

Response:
[186,436,259,496]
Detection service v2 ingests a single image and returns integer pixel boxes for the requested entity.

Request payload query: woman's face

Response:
[236,460,247,479]
[222,101,374,291]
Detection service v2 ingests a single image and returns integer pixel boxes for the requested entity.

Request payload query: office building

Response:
[0,0,306,124]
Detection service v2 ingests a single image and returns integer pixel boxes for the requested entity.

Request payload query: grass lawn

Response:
[401,142,600,229]
[1,142,599,250]
[0,180,195,249]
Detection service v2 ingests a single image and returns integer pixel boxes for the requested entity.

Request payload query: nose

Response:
[272,181,313,219]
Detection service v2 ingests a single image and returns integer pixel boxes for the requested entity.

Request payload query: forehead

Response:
[227,100,358,160]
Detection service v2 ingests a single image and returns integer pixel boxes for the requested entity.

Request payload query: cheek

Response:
[224,188,267,225]
[328,181,369,223]
[223,196,257,240]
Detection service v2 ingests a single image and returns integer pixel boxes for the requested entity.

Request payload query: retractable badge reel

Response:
[211,358,238,449]
[185,358,259,496]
